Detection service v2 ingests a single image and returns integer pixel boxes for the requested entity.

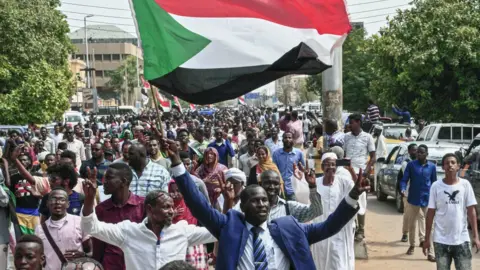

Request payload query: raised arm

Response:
[81,172,126,248]
[289,168,323,222]
[287,189,323,223]
[166,140,228,238]
[303,169,368,244]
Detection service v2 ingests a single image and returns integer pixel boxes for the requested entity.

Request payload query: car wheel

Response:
[396,190,404,213]
[376,181,388,201]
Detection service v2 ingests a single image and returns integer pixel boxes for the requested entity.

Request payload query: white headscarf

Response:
[224,168,246,186]
[321,152,338,163]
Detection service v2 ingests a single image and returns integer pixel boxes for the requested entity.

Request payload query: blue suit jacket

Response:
[174,169,359,270]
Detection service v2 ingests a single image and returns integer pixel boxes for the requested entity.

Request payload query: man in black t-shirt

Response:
[39,164,84,222]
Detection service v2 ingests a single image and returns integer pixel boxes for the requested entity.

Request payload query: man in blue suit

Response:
[165,139,368,270]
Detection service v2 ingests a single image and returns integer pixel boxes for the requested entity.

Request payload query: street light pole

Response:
[84,14,93,88]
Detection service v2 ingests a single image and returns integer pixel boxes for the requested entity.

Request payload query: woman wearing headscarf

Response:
[247,146,285,197]
[194,147,227,209]
[168,180,208,270]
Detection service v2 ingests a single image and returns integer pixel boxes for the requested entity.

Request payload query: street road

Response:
[357,194,480,270]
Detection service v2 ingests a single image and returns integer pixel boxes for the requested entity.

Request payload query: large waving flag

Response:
[130,0,350,104]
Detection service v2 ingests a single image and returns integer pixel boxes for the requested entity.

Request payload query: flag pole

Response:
[150,87,164,135]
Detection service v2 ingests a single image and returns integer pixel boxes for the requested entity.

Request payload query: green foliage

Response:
[106,55,139,105]
[0,0,74,124]
[305,28,370,112]
[367,0,480,122]
[342,28,371,112]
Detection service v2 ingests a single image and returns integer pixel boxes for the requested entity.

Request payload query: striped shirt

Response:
[367,104,380,122]
[130,160,171,197]
[268,189,323,222]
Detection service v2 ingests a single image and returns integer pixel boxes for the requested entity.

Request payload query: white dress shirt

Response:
[237,221,290,270]
[63,139,86,169]
[238,152,254,177]
[81,211,216,270]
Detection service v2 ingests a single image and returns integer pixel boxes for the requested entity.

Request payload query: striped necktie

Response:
[251,226,268,270]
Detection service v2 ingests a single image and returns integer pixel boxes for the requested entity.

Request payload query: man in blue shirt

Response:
[208,128,235,167]
[400,144,436,261]
[392,104,411,124]
[272,132,305,201]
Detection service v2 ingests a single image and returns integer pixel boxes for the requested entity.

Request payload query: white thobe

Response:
[311,176,356,270]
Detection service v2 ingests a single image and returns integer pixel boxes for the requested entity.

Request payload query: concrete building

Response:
[69,58,86,109]
[275,75,304,105]
[68,25,143,105]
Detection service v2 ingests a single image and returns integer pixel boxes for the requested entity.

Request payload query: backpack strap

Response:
[41,222,68,264]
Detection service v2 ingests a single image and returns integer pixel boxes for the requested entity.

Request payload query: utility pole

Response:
[322,46,343,149]
[84,15,93,88]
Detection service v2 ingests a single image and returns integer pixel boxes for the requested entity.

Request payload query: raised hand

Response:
[220,177,235,202]
[304,162,316,188]
[83,167,98,199]
[162,138,181,166]
[293,163,303,180]
[348,168,370,200]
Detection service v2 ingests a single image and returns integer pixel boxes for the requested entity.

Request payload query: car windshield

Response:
[383,126,415,139]
[65,115,82,122]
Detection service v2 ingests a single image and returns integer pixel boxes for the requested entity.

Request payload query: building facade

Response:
[68,25,143,105]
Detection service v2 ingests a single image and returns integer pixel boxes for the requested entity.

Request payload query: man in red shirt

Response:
[92,163,145,270]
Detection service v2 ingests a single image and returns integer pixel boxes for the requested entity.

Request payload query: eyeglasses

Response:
[49,198,67,203]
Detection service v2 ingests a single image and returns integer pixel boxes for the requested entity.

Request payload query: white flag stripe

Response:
[171,15,343,69]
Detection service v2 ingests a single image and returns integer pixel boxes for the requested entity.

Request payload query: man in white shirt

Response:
[81,175,217,270]
[343,113,376,241]
[238,140,255,177]
[424,153,480,269]
[302,115,311,143]
[62,127,86,169]
[312,153,356,270]
[40,127,55,154]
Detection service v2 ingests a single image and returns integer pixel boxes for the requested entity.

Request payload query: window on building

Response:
[122,54,129,60]
[94,54,102,61]
[112,54,120,61]
[76,54,84,61]
[95,70,103,77]
[103,54,111,61]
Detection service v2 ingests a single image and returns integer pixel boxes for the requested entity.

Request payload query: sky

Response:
[61,0,412,37]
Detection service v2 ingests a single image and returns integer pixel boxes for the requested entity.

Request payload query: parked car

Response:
[459,134,480,221]
[376,142,460,213]
[416,123,480,145]
[0,125,28,135]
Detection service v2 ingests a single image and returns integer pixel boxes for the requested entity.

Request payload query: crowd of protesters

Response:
[0,104,478,270]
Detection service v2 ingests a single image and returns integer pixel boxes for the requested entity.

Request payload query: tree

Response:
[366,0,480,122]
[106,55,139,105]
[0,0,75,124]
[305,27,371,112]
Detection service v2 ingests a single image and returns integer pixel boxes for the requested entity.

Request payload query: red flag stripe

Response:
[154,0,351,35]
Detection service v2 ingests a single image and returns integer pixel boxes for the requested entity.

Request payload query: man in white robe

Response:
[311,152,356,270]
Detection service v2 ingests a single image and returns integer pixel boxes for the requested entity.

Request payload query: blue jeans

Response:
[434,242,472,270]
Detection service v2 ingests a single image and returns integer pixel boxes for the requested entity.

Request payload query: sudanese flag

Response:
[130,0,351,104]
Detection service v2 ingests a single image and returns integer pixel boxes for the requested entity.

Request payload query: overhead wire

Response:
[60,3,410,20]
[63,1,409,33]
